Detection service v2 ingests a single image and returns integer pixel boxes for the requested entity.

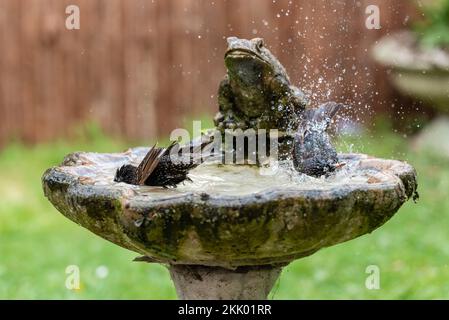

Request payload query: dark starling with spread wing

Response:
[114,140,212,188]
[293,102,345,177]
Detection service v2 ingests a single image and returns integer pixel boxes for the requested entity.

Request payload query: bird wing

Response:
[136,139,214,186]
[136,142,177,185]
[296,101,344,151]
[175,136,215,164]
[313,102,344,129]
[191,140,215,162]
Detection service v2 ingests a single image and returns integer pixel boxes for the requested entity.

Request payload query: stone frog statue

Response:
[214,37,308,133]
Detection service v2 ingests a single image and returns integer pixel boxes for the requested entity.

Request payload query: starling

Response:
[293,102,345,177]
[114,140,212,188]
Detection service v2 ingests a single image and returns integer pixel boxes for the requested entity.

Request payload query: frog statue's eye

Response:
[255,38,265,51]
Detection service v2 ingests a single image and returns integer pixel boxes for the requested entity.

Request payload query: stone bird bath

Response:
[42,37,417,300]
[42,149,417,299]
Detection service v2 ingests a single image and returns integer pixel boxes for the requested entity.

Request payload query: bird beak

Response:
[333,162,346,169]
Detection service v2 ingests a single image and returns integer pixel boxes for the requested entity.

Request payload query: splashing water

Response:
[60,147,396,201]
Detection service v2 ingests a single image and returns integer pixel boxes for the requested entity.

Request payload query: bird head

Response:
[114,164,138,184]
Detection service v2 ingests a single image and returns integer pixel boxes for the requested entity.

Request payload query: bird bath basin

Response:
[42,148,417,299]
[41,37,418,300]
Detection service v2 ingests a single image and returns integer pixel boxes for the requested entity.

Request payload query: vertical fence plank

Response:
[0,0,420,146]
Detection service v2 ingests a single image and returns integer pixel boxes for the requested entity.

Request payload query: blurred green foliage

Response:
[0,122,448,299]
[415,0,449,49]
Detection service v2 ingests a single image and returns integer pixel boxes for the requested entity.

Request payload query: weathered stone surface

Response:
[42,149,417,269]
[372,31,449,112]
[169,265,282,300]
[372,31,449,72]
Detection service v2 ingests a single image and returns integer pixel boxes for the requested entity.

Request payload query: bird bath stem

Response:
[169,265,282,300]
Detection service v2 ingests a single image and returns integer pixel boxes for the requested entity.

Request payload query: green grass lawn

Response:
[1,124,448,299]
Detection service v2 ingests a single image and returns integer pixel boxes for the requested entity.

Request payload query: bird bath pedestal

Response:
[42,149,417,299]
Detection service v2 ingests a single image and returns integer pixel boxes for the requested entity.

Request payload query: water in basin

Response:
[63,150,390,199]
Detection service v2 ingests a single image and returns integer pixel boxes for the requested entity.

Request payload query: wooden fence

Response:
[0,0,419,145]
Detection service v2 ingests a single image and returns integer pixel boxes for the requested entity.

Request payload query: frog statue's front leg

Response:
[214,76,247,131]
